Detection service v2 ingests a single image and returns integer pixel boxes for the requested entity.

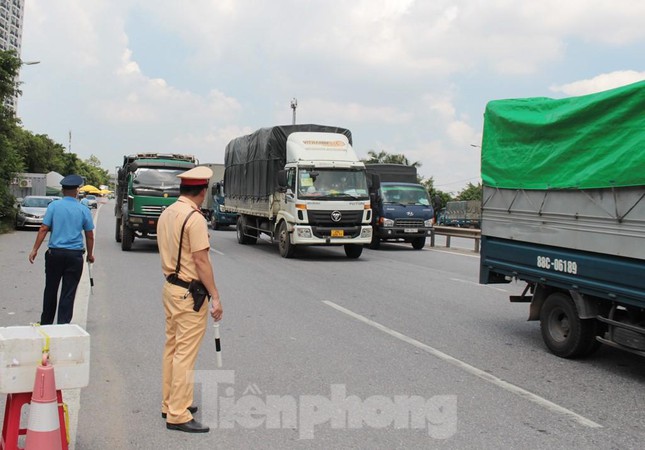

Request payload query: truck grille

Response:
[307,210,364,226]
[395,218,424,228]
[141,205,163,215]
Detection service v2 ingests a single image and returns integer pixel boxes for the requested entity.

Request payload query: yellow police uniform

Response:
[157,166,213,426]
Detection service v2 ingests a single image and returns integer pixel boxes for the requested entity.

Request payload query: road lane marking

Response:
[210,248,225,255]
[429,248,480,258]
[450,277,508,292]
[322,300,602,429]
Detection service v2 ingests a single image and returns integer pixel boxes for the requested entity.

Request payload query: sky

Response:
[17,0,645,194]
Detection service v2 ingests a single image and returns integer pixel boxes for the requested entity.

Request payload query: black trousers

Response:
[41,248,84,325]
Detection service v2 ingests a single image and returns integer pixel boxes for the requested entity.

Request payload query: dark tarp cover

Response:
[224,125,352,200]
[365,164,417,183]
[481,80,645,190]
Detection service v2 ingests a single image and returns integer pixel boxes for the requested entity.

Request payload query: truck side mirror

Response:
[277,170,287,191]
[367,173,381,191]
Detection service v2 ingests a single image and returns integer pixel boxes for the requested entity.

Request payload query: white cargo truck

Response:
[223,125,374,258]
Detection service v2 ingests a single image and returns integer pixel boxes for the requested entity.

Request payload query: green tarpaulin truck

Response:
[479,80,645,359]
[115,153,196,251]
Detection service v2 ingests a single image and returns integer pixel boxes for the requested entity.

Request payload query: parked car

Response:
[85,195,98,209]
[15,196,60,229]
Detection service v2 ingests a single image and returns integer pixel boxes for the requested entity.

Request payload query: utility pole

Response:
[68,130,72,153]
[290,98,298,125]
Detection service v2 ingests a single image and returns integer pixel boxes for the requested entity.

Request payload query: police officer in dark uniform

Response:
[29,174,95,324]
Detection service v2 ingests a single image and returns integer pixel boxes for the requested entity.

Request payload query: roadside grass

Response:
[0,217,15,234]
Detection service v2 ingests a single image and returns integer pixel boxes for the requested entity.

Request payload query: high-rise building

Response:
[0,0,26,109]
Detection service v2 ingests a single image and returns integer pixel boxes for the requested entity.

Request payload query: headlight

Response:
[296,228,312,238]
[382,218,394,227]
[424,219,433,227]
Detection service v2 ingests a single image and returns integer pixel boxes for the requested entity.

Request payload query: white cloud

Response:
[550,71,645,96]
[17,0,645,192]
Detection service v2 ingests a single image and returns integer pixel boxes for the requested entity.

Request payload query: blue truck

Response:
[365,164,434,250]
[198,163,238,229]
[479,81,645,358]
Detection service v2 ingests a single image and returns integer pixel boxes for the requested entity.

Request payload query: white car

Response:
[15,196,60,229]
[84,195,98,208]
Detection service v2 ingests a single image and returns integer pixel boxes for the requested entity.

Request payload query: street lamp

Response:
[290,98,298,125]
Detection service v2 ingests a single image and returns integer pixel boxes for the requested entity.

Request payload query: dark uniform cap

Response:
[60,174,84,189]
[177,166,213,186]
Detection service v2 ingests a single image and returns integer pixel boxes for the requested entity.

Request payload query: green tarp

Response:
[481,80,645,190]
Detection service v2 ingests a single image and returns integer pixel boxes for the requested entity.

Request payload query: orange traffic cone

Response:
[24,363,63,450]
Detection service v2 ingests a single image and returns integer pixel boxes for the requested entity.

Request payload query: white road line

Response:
[450,277,508,292]
[429,248,480,258]
[322,300,602,429]
[210,248,225,255]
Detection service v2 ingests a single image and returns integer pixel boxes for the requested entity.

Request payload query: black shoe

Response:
[161,406,198,419]
[166,419,209,433]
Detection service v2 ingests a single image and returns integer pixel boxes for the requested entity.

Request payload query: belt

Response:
[48,248,84,254]
[166,275,191,289]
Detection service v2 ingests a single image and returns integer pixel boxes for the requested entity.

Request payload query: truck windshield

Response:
[298,169,369,200]
[381,185,430,206]
[132,168,184,195]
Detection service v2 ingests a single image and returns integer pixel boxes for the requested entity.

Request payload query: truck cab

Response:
[115,153,196,251]
[366,164,434,249]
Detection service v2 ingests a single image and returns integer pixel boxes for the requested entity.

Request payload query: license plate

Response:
[331,229,344,237]
[404,228,418,233]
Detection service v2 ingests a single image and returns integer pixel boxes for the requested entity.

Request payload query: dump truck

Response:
[115,153,196,251]
[364,164,434,249]
[223,124,374,258]
[479,80,645,359]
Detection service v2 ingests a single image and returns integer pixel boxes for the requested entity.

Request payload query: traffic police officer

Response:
[157,166,223,433]
[28,174,95,324]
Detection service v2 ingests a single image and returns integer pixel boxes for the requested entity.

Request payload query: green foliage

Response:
[364,150,422,168]
[456,182,483,201]
[0,51,111,230]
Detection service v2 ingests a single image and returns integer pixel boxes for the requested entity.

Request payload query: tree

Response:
[364,150,422,168]
[0,50,24,223]
[456,182,483,201]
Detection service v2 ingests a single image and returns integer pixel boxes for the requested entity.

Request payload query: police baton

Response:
[87,262,94,294]
[213,323,222,367]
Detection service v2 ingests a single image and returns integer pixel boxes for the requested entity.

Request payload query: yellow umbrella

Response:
[99,189,111,195]
[80,185,101,194]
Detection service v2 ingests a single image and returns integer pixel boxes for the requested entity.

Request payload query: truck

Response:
[223,124,374,259]
[364,164,434,249]
[115,153,196,251]
[10,173,47,199]
[198,163,238,229]
[437,200,481,228]
[479,80,645,359]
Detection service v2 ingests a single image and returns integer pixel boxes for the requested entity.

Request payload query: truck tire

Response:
[236,216,257,245]
[278,221,296,258]
[539,292,600,358]
[115,218,122,242]
[121,222,133,251]
[411,236,426,250]
[344,244,363,259]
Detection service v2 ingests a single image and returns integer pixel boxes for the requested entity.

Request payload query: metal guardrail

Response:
[430,226,481,252]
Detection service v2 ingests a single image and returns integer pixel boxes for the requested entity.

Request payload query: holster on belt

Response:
[188,280,210,312]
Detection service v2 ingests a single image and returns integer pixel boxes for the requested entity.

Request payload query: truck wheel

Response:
[411,237,426,250]
[278,221,296,258]
[368,233,380,250]
[115,218,122,242]
[121,223,133,251]
[539,292,600,358]
[236,216,257,245]
[344,244,363,259]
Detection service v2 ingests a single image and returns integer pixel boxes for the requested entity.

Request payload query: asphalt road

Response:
[1,201,644,449]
